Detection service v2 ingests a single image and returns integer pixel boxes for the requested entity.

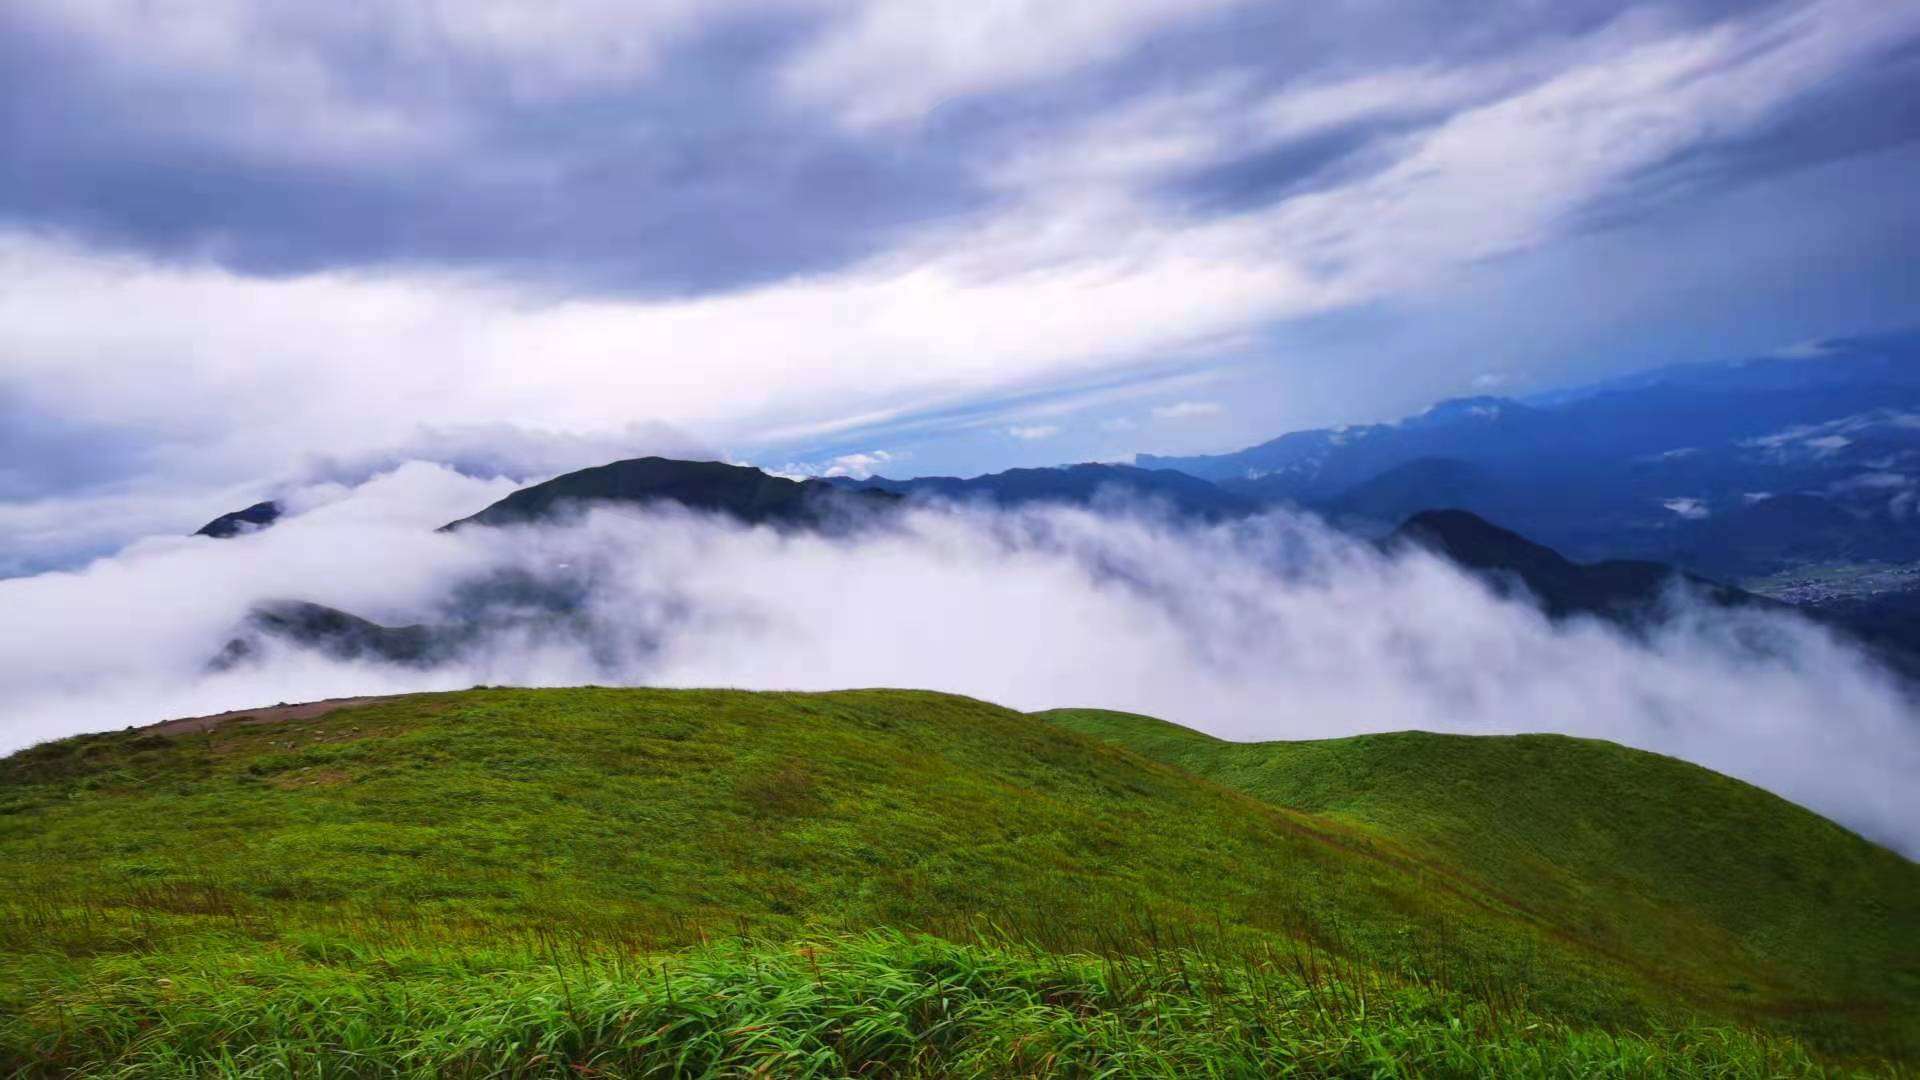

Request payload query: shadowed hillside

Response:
[1387,508,1758,620]
[440,457,899,531]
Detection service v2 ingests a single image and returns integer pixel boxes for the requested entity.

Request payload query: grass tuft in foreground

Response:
[7,931,1836,1078]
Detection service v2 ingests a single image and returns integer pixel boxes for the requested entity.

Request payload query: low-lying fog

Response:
[4,461,1916,855]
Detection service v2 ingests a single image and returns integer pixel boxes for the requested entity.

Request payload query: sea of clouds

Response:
[3,460,1916,855]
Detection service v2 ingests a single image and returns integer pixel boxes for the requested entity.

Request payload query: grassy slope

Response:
[1,688,1914,1074]
[1042,708,1920,1056]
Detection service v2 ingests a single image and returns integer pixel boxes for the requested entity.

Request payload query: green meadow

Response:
[2,688,1914,1076]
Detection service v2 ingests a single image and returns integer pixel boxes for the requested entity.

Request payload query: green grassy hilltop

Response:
[2,688,1914,1076]
[1040,709,1920,1031]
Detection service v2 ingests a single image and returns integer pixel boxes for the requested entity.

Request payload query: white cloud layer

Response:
[1007,425,1060,441]
[1152,401,1225,422]
[0,415,710,576]
[3,465,1915,857]
[13,0,734,153]
[8,3,1902,370]
[782,0,1246,128]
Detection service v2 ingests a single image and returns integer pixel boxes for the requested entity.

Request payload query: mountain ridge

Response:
[439,456,900,532]
[821,461,1257,519]
[188,453,1920,679]
[1386,508,1760,620]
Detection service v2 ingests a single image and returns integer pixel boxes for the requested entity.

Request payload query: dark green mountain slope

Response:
[1392,509,1920,676]
[2,689,1916,1074]
[1388,508,1758,620]
[206,599,463,670]
[440,456,898,531]
[1042,707,1919,1055]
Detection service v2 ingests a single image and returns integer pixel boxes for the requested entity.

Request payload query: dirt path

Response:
[142,695,402,736]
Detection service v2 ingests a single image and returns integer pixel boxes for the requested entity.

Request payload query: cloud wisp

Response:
[3,462,1914,856]
[1152,401,1225,422]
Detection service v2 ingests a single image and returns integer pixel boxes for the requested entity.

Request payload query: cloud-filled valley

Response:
[6,461,1914,856]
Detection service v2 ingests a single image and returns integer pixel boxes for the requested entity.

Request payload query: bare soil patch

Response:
[142,695,404,736]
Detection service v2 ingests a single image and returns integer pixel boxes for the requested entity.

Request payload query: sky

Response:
[4,0,1920,571]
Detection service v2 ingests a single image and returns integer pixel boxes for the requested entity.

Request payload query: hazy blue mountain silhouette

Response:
[821,463,1257,519]
[1140,330,1920,578]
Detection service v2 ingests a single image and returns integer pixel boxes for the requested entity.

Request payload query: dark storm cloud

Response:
[1168,124,1398,215]
[0,7,991,295]
[1566,37,1920,237]
[1139,1,1920,227]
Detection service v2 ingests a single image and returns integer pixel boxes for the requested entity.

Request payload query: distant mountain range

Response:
[195,330,1920,588]
[188,329,1920,677]
[1139,329,1920,580]
[204,458,1265,667]
[202,454,1918,676]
